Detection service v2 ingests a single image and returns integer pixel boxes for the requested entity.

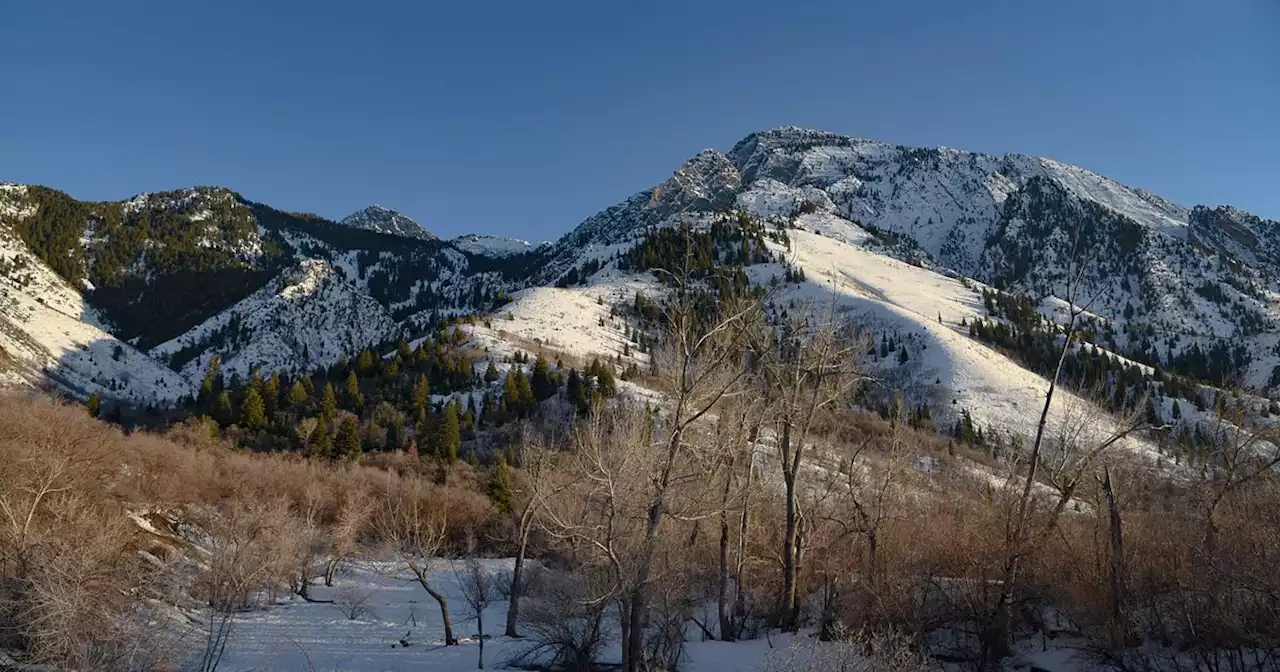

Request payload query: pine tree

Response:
[320,382,337,420]
[596,362,617,397]
[248,369,264,398]
[1171,399,1181,420]
[439,402,461,462]
[287,380,308,408]
[241,388,267,429]
[503,367,526,416]
[86,391,101,418]
[516,369,535,411]
[345,371,361,409]
[531,354,556,401]
[566,368,588,414]
[264,373,281,416]
[386,419,405,451]
[198,356,221,408]
[213,390,234,427]
[414,374,430,408]
[483,360,500,384]
[356,349,376,375]
[488,456,514,513]
[336,416,362,461]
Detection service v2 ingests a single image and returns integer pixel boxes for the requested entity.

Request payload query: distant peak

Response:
[339,205,436,241]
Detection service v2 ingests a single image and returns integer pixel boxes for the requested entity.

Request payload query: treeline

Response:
[967,287,1253,420]
[180,322,622,461]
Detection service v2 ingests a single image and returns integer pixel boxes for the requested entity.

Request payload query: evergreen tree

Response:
[483,360,500,384]
[531,354,556,401]
[264,373,281,416]
[503,367,526,415]
[241,388,267,429]
[198,356,222,408]
[385,419,405,452]
[213,390,234,427]
[414,374,430,408]
[301,374,315,397]
[336,416,362,461]
[86,391,101,418]
[595,361,617,397]
[1171,399,1182,420]
[566,368,588,414]
[439,402,461,462]
[320,382,338,420]
[356,349,376,375]
[287,380,308,408]
[488,456,514,513]
[344,371,363,411]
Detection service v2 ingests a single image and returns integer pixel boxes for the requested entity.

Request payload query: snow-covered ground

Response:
[468,273,661,368]
[215,559,1098,672]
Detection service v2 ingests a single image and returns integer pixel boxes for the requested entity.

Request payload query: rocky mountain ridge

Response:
[0,126,1276,407]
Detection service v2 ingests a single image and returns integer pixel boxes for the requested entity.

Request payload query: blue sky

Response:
[1,1,1276,239]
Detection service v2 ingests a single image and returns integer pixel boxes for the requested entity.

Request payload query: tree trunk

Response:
[324,556,339,587]
[717,468,735,641]
[476,603,485,669]
[410,564,457,645]
[618,599,632,672]
[734,460,752,629]
[505,527,528,637]
[1103,467,1129,649]
[781,422,800,632]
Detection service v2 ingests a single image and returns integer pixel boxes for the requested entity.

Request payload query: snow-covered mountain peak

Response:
[339,205,436,240]
[451,234,542,258]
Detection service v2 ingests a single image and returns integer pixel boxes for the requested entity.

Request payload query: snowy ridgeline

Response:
[3,125,1279,422]
[212,559,1093,672]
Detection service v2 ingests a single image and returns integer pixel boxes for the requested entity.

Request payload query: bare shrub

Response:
[512,566,614,672]
[761,626,937,672]
[333,583,377,621]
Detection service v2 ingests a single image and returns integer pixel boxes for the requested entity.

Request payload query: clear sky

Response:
[1,1,1276,240]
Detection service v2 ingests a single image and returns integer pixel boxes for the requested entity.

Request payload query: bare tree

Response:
[504,427,565,638]
[377,476,458,646]
[537,282,760,671]
[453,558,498,669]
[197,498,295,672]
[982,227,1147,667]
[325,488,370,587]
[809,399,914,639]
[750,299,867,631]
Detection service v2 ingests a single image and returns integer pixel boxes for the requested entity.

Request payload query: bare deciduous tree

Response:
[377,476,458,646]
[750,299,867,631]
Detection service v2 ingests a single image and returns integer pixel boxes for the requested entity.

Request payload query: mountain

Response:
[1,126,1277,422]
[545,126,1280,389]
[339,205,436,240]
[451,234,544,258]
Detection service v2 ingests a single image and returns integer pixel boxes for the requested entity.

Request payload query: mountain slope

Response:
[0,185,194,403]
[150,259,399,383]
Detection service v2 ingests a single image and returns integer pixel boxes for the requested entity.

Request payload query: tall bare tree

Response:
[377,477,458,646]
[750,300,867,631]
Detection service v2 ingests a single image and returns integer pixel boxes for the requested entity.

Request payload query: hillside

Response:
[1,126,1277,444]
